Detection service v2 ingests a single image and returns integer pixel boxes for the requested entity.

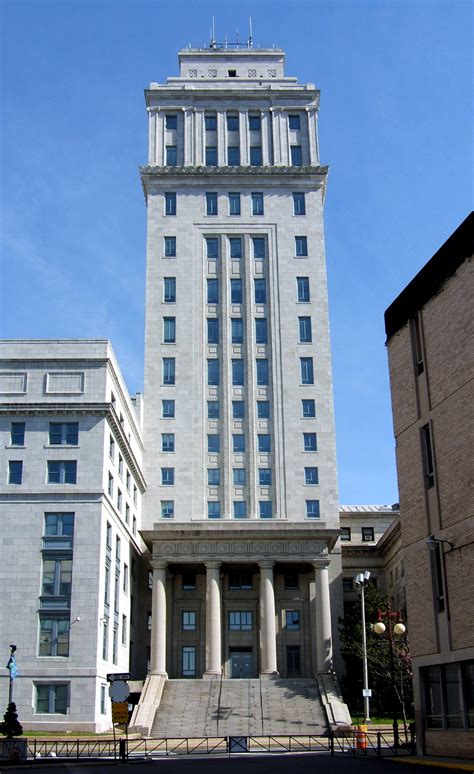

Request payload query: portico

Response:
[144,523,339,680]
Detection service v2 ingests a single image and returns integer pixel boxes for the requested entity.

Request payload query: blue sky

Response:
[1,0,472,504]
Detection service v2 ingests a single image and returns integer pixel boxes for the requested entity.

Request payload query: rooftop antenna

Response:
[210,16,216,49]
[248,16,253,48]
[236,27,239,45]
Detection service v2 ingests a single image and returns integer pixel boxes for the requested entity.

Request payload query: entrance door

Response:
[230,650,253,678]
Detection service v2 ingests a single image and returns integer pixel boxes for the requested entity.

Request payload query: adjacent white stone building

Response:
[140,44,342,683]
[0,340,146,731]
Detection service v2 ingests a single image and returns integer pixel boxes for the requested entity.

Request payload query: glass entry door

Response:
[230,650,253,678]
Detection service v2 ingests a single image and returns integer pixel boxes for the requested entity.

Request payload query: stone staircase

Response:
[150,678,328,738]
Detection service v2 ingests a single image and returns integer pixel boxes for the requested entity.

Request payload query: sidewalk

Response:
[389,755,474,771]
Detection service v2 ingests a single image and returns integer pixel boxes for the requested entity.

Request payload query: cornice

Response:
[140,164,328,179]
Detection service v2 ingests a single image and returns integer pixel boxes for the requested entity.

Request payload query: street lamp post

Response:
[6,645,17,704]
[355,570,371,725]
[373,602,406,748]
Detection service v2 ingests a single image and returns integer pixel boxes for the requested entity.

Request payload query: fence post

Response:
[377,732,381,757]
[119,738,126,761]
[330,731,334,756]
[76,739,79,760]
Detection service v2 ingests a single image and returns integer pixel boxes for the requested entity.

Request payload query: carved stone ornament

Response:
[152,538,328,563]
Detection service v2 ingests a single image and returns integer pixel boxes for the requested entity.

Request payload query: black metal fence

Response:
[16,730,414,762]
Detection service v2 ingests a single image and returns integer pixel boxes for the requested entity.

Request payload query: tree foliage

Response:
[339,583,413,724]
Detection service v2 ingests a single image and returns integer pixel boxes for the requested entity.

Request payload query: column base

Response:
[150,670,168,678]
[259,670,279,679]
[203,671,222,679]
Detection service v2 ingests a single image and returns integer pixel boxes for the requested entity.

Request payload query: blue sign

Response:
[6,655,18,680]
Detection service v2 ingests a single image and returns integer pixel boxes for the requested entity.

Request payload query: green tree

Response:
[0,702,23,738]
[339,583,413,734]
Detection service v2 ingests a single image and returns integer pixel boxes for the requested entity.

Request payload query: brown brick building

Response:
[385,213,473,758]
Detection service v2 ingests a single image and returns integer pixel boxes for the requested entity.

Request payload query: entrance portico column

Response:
[150,561,168,676]
[259,560,279,676]
[314,561,333,672]
[204,561,222,677]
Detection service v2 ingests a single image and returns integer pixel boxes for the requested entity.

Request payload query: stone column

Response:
[314,562,332,672]
[182,108,193,166]
[204,561,222,677]
[306,108,318,165]
[150,561,168,676]
[147,108,156,165]
[261,111,270,165]
[259,561,279,676]
[217,110,226,166]
[240,110,249,166]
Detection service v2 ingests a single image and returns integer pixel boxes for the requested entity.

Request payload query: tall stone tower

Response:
[141,42,342,681]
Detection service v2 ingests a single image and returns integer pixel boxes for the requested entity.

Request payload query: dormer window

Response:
[228,69,237,78]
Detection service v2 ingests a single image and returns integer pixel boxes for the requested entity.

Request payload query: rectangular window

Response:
[300,357,314,384]
[228,146,240,166]
[232,401,244,419]
[165,114,177,130]
[228,192,241,215]
[109,435,115,460]
[206,192,218,215]
[126,470,131,491]
[207,278,219,304]
[160,500,174,518]
[299,317,312,343]
[122,614,127,645]
[207,359,219,385]
[182,611,196,631]
[251,192,264,215]
[233,434,245,453]
[118,454,123,478]
[306,499,320,518]
[162,433,175,452]
[229,611,252,630]
[297,277,310,302]
[117,489,122,511]
[161,467,174,486]
[47,461,77,484]
[8,460,22,484]
[256,359,269,385]
[44,513,74,547]
[230,278,242,304]
[254,278,266,303]
[232,359,244,386]
[10,422,25,446]
[163,357,175,384]
[182,646,196,676]
[229,237,242,259]
[163,316,176,343]
[421,423,435,488]
[231,319,244,344]
[166,145,177,166]
[205,114,217,131]
[302,399,316,417]
[125,503,130,524]
[362,527,375,542]
[41,556,72,599]
[295,236,308,256]
[100,684,107,714]
[304,466,319,485]
[258,434,271,453]
[258,468,272,486]
[229,571,253,590]
[410,315,425,375]
[164,277,176,303]
[205,146,217,166]
[340,527,351,541]
[227,114,239,131]
[49,423,79,446]
[162,399,175,418]
[182,572,196,590]
[207,434,220,453]
[289,114,301,130]
[286,610,300,630]
[165,192,176,215]
[208,501,221,519]
[249,115,261,131]
[290,145,302,166]
[36,683,68,714]
[207,468,220,486]
[293,192,306,215]
[164,236,176,257]
[257,401,270,419]
[431,542,446,612]
[206,237,219,259]
[250,146,262,166]
[255,319,268,345]
[108,473,113,497]
[342,577,353,591]
[233,501,247,519]
[285,573,299,590]
[123,563,128,592]
[259,501,273,519]
[233,468,246,486]
[252,237,265,259]
[38,616,70,656]
[208,401,220,419]
[303,433,317,452]
[207,318,219,344]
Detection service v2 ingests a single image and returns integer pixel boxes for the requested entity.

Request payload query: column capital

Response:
[259,560,275,570]
[151,560,168,571]
[205,560,221,570]
[313,560,330,571]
